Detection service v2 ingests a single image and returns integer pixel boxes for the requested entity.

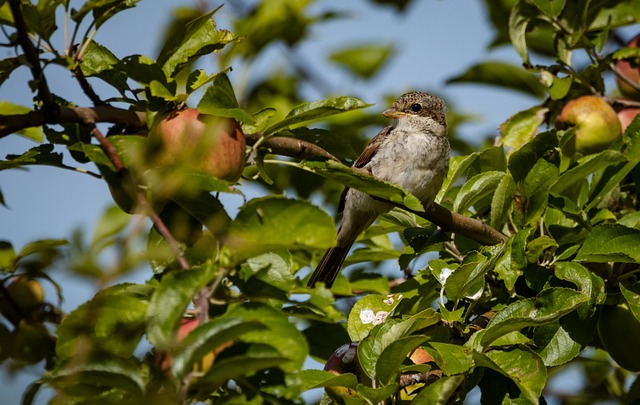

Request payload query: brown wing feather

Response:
[337,126,394,213]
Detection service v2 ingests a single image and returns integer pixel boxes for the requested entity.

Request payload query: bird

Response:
[307,91,450,288]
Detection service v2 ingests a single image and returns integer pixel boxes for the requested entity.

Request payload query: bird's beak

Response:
[382,108,408,119]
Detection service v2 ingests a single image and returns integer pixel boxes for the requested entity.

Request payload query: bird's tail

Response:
[307,244,352,288]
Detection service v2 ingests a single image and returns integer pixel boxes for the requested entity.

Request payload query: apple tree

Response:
[1,0,640,404]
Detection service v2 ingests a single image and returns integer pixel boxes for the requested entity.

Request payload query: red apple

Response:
[556,96,622,155]
[615,34,640,100]
[323,342,362,402]
[148,109,246,183]
[618,107,640,133]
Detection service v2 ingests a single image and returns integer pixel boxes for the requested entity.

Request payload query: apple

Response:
[597,302,640,372]
[556,95,622,155]
[618,107,640,133]
[147,109,246,183]
[1,276,45,322]
[323,342,362,403]
[615,34,640,100]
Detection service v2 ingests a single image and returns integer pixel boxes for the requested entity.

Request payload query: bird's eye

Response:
[410,103,422,113]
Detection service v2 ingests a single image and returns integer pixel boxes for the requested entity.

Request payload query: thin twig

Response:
[7,0,57,113]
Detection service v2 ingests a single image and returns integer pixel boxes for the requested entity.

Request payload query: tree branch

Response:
[7,0,56,113]
[244,132,340,162]
[0,105,146,138]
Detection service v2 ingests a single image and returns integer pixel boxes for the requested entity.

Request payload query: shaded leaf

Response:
[376,336,428,385]
[412,375,465,404]
[330,44,395,79]
[575,224,640,263]
[223,196,336,263]
[197,73,254,123]
[296,369,358,391]
[423,342,473,376]
[534,322,581,367]
[0,102,44,142]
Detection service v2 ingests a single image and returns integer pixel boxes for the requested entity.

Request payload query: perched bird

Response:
[308,92,450,288]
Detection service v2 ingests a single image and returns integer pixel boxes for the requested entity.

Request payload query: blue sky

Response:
[0,0,544,403]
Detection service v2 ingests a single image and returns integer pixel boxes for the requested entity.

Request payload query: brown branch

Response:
[7,0,56,112]
[86,122,190,271]
[73,67,105,106]
[245,132,340,162]
[0,105,146,138]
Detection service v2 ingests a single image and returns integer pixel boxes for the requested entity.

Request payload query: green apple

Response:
[10,320,54,364]
[556,95,622,155]
[598,302,640,372]
[5,276,44,311]
[147,109,247,183]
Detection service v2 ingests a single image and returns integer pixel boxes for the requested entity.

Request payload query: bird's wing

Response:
[337,126,393,213]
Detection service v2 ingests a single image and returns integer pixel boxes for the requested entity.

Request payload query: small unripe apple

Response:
[556,96,622,155]
[7,277,45,310]
[148,109,246,183]
[598,302,640,371]
[617,107,640,133]
[615,34,640,99]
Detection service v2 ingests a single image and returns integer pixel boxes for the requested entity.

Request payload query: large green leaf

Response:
[71,0,139,27]
[490,173,515,229]
[474,347,547,403]
[480,288,588,347]
[376,336,428,385]
[329,44,395,79]
[170,317,266,378]
[56,283,153,360]
[551,151,627,195]
[157,7,236,77]
[146,266,216,348]
[447,61,544,97]
[80,41,130,95]
[296,369,358,392]
[347,293,404,341]
[620,284,640,324]
[508,130,558,183]
[522,158,559,225]
[412,375,465,404]
[575,224,640,263]
[453,171,504,213]
[300,160,424,212]
[223,196,336,263]
[508,1,538,65]
[499,106,548,150]
[225,302,308,372]
[264,96,372,135]
[422,342,473,376]
[197,73,254,123]
[534,322,582,367]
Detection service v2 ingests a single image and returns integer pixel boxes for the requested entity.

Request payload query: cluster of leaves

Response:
[1,0,640,404]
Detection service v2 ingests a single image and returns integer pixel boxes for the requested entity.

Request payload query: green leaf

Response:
[0,102,44,142]
[499,106,548,150]
[197,73,254,123]
[447,61,544,97]
[552,151,627,194]
[555,261,605,309]
[357,383,398,404]
[508,130,558,183]
[186,69,216,93]
[494,228,530,293]
[423,342,473,375]
[620,284,640,324]
[348,293,404,341]
[534,322,581,366]
[198,355,291,387]
[575,224,640,263]
[453,171,504,213]
[296,369,358,391]
[0,56,22,86]
[412,375,465,404]
[45,356,144,395]
[115,54,170,87]
[491,173,515,229]
[329,44,395,79]
[170,317,266,378]
[157,7,236,77]
[480,287,589,347]
[91,205,131,246]
[264,96,372,135]
[226,302,308,372]
[56,283,153,360]
[440,153,479,197]
[522,158,559,225]
[0,240,16,271]
[80,41,130,94]
[223,196,336,263]
[71,0,139,26]
[17,238,68,259]
[22,0,61,40]
[509,1,537,65]
[300,160,425,212]
[474,347,547,403]
[146,266,216,348]
[526,0,566,18]
[376,336,428,385]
